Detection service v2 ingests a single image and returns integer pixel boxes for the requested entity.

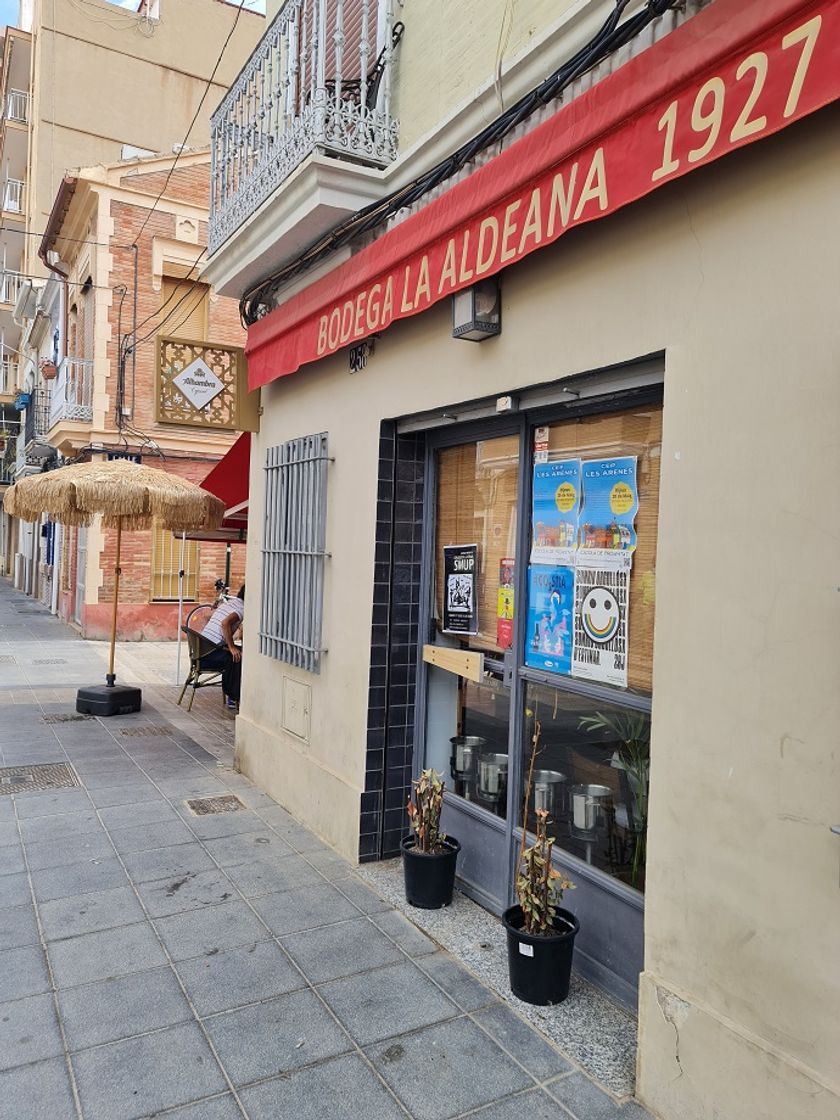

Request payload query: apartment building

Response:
[0,0,263,577]
[203,1,840,1118]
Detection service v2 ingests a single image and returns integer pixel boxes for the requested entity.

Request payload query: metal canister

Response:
[449,735,484,781]
[570,783,612,833]
[477,752,508,800]
[532,769,568,819]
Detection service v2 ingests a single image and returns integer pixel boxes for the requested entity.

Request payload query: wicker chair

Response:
[177,604,226,712]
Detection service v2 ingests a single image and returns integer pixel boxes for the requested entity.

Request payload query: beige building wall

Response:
[239,104,840,1120]
[25,0,264,273]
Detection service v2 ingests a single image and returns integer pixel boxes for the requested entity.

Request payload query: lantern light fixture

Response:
[452,277,501,341]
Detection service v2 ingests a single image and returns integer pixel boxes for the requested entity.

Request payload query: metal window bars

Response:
[260,433,330,674]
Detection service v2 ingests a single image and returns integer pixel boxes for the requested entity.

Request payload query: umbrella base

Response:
[76,685,142,717]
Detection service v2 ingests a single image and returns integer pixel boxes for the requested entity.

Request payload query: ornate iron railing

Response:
[24,388,50,445]
[50,357,94,426]
[209,0,402,254]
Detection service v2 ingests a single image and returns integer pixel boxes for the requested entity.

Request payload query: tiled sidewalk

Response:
[0,582,651,1120]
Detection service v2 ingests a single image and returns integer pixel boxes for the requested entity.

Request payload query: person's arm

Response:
[221,613,242,662]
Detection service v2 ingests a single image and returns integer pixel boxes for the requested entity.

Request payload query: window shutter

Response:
[160,278,208,342]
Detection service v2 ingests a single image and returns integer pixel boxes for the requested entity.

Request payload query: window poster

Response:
[497,558,515,649]
[578,457,638,552]
[571,555,631,687]
[530,459,581,565]
[525,564,574,675]
[443,544,478,634]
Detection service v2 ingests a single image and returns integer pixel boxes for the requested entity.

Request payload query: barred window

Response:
[260,433,329,674]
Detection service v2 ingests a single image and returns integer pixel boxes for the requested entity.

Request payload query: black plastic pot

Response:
[502,904,579,1005]
[401,835,460,909]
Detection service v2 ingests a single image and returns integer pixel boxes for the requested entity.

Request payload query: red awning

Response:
[188,432,250,543]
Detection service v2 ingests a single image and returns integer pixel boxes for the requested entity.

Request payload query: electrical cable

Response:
[131,0,247,250]
[240,0,681,325]
[128,245,207,340]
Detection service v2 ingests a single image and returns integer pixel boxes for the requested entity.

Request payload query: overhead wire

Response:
[240,0,681,324]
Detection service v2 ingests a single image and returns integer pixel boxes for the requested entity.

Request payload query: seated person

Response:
[200,584,245,709]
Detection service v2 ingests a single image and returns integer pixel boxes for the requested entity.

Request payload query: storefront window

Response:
[521,403,661,892]
[522,685,650,891]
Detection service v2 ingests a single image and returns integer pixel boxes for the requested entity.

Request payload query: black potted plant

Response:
[401,768,461,909]
[502,719,579,1005]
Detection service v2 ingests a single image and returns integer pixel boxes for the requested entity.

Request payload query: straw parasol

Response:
[4,459,224,706]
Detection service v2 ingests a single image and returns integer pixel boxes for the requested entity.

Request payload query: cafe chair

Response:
[177,604,226,712]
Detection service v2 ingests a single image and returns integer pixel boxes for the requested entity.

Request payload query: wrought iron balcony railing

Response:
[5,89,28,124]
[24,387,50,445]
[209,0,402,254]
[2,178,24,213]
[50,357,94,426]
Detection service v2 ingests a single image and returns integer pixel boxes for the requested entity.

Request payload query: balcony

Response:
[5,89,29,125]
[2,177,24,214]
[0,272,23,306]
[24,387,50,446]
[0,357,17,396]
[209,0,401,255]
[50,358,94,426]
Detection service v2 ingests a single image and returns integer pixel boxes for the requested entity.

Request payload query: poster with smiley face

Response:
[572,559,630,687]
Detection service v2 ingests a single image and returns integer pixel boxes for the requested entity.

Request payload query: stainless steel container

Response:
[532,769,568,818]
[450,735,484,779]
[477,752,508,800]
[570,783,612,833]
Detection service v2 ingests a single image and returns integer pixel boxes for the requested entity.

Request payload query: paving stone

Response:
[19,810,105,845]
[201,829,293,867]
[48,921,168,988]
[136,867,239,918]
[203,987,353,1087]
[0,872,30,910]
[75,766,144,790]
[88,783,166,808]
[156,776,228,799]
[13,790,91,818]
[0,992,64,1071]
[241,1052,407,1120]
[303,849,353,880]
[30,856,128,903]
[417,952,499,1013]
[251,881,362,936]
[369,1017,534,1120]
[38,885,146,941]
[334,875,393,913]
[0,847,25,877]
[108,818,195,854]
[0,903,40,949]
[24,832,113,872]
[97,799,180,830]
[0,944,51,1002]
[154,899,270,961]
[176,939,305,1016]
[223,855,324,898]
[546,1072,624,1119]
[122,842,216,884]
[72,1021,227,1120]
[177,806,266,841]
[58,966,193,1051]
[319,960,459,1046]
[465,1089,577,1119]
[150,1096,244,1120]
[0,822,20,848]
[0,1056,77,1120]
[371,909,439,957]
[282,916,403,985]
[473,1002,574,1080]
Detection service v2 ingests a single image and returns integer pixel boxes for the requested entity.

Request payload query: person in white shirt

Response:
[200,585,245,708]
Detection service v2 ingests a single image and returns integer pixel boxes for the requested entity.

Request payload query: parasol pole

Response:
[175,531,186,686]
[106,516,122,687]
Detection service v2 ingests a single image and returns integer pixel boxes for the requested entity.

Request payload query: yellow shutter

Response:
[150,520,199,602]
[160,277,208,342]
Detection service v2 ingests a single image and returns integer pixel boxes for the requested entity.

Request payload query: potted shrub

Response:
[502,718,579,1005]
[39,358,57,380]
[401,768,460,909]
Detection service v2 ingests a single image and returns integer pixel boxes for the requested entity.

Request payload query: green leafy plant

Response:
[578,710,650,887]
[406,768,446,853]
[516,716,574,935]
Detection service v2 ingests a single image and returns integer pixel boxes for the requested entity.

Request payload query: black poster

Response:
[443,544,478,634]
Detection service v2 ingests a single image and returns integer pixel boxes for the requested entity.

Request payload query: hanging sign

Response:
[496,557,515,649]
[443,544,478,635]
[525,564,575,676]
[247,0,840,386]
[172,358,225,410]
[531,459,581,565]
[571,555,631,688]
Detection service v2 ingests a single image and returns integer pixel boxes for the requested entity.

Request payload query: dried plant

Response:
[406,768,446,853]
[516,715,573,935]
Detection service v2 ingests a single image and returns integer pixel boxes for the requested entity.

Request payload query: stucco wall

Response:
[240,102,840,1118]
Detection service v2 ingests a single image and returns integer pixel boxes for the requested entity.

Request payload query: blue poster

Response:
[579,457,638,551]
[530,459,581,564]
[525,564,574,675]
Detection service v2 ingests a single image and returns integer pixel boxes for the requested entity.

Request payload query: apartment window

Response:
[150,521,199,602]
[160,277,209,342]
[260,433,330,674]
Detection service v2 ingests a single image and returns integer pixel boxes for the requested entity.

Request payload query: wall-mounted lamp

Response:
[452,277,501,341]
